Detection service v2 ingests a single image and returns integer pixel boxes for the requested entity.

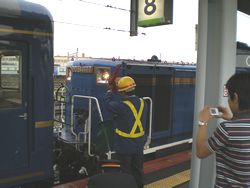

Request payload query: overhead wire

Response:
[54,20,146,36]
[51,0,144,35]
[78,0,131,12]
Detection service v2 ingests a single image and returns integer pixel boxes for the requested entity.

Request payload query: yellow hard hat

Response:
[117,76,136,92]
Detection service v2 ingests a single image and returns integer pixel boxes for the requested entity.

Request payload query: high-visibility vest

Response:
[115,98,145,138]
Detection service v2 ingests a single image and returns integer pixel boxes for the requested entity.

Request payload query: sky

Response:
[27,0,250,63]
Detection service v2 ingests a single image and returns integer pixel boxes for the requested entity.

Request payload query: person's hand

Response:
[218,106,233,120]
[198,106,212,122]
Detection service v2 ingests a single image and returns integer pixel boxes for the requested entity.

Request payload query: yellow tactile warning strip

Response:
[144,169,190,188]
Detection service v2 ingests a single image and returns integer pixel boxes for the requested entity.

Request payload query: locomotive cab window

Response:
[0,50,22,108]
[95,67,110,84]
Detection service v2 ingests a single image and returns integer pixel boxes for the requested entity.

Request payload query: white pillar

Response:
[190,0,237,188]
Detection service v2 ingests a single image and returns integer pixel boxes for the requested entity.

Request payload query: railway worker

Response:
[105,76,148,188]
[196,72,250,187]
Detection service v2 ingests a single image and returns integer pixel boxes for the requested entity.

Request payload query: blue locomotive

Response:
[52,58,196,182]
[0,0,53,187]
[60,58,196,149]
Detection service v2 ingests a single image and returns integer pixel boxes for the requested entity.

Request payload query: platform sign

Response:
[138,0,173,27]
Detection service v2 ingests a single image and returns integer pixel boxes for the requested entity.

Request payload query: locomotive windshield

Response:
[95,67,110,84]
[66,65,111,84]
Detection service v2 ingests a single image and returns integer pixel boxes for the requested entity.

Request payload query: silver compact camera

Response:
[209,108,219,116]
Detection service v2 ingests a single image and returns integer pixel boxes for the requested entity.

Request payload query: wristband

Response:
[198,121,208,127]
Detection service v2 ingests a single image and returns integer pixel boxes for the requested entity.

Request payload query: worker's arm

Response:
[196,106,212,158]
[196,122,212,158]
[196,106,232,159]
[104,90,122,115]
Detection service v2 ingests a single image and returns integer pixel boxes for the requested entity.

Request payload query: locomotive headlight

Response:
[102,71,110,80]
[95,67,111,84]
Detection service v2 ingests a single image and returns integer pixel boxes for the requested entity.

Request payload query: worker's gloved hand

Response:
[108,77,120,92]
[107,82,116,92]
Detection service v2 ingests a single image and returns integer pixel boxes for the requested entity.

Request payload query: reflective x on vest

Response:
[115,99,145,138]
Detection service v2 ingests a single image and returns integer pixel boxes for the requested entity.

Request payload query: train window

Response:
[0,51,22,108]
[95,67,110,84]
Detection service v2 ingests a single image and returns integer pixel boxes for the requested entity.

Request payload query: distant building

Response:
[54,55,69,67]
[54,53,85,76]
[54,53,85,66]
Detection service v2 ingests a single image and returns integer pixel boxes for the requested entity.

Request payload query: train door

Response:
[0,40,29,172]
[153,66,173,137]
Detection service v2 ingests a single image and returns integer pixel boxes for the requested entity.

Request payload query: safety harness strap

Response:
[115,99,145,138]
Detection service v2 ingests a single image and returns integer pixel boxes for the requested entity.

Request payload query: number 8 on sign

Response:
[144,0,156,15]
[137,0,173,27]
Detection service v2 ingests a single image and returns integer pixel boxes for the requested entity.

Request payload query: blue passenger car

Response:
[0,1,54,187]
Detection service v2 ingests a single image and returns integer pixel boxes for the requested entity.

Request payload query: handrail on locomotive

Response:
[70,95,103,157]
[54,90,153,159]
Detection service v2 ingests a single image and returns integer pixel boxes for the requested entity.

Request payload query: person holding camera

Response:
[196,72,250,187]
